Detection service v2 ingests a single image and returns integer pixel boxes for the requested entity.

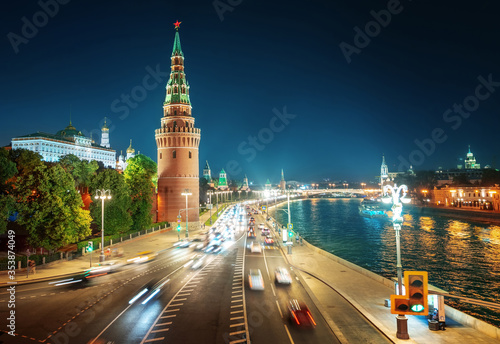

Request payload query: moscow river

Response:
[273,198,500,327]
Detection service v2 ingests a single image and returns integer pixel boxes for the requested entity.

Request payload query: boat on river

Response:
[359,199,388,218]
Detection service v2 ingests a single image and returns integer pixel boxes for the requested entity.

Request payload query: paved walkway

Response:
[2,204,499,343]
[263,223,499,343]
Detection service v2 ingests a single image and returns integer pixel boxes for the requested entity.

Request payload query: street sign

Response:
[261,205,267,211]
[287,223,293,230]
[207,204,213,209]
[87,241,93,252]
[177,219,181,223]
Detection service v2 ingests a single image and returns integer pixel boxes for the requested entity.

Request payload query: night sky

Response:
[1,0,499,184]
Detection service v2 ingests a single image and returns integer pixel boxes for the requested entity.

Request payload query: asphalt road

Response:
[0,205,388,344]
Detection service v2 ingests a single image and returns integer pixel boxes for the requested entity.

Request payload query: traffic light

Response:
[87,241,93,252]
[288,231,293,238]
[390,295,410,314]
[405,271,428,315]
[389,271,428,315]
[177,224,181,232]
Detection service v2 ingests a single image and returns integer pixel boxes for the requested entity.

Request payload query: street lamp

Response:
[95,189,111,262]
[181,189,192,238]
[382,184,411,339]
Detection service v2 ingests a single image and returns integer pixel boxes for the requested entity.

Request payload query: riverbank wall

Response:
[413,205,500,224]
[299,235,500,340]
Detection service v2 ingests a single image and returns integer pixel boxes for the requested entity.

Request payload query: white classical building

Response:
[11,121,116,168]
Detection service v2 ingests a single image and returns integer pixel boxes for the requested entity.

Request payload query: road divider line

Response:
[151,329,169,333]
[230,310,244,314]
[230,316,245,320]
[283,324,295,344]
[229,330,246,336]
[276,300,283,318]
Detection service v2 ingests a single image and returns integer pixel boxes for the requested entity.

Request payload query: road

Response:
[0,204,389,344]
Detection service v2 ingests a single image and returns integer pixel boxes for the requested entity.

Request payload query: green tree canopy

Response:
[15,164,91,249]
[0,149,17,233]
[59,154,99,192]
[124,155,157,230]
[90,169,132,235]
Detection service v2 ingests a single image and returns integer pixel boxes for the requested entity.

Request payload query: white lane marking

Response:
[155,322,172,326]
[230,310,244,314]
[232,290,242,294]
[229,339,247,344]
[270,282,276,297]
[164,309,180,312]
[174,298,187,301]
[88,303,133,344]
[231,304,243,308]
[151,329,169,333]
[276,300,283,318]
[176,293,191,296]
[283,324,295,344]
[231,299,243,302]
[145,338,164,342]
[229,322,245,328]
[162,314,176,318]
[169,303,183,307]
[230,316,244,320]
[229,330,246,336]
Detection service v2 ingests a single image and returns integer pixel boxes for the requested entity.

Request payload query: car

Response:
[258,223,265,229]
[127,251,157,264]
[288,299,316,328]
[275,267,292,284]
[129,277,170,305]
[248,269,265,290]
[261,228,270,236]
[250,242,262,253]
[191,254,206,269]
[205,244,222,254]
[265,236,274,245]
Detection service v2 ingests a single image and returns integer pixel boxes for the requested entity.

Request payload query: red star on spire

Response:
[174,20,182,30]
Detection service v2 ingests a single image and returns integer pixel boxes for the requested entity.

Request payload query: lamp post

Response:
[95,189,111,262]
[181,189,192,238]
[382,183,411,339]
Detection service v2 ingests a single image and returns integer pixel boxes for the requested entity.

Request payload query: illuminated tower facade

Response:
[155,22,201,225]
[280,169,286,190]
[380,155,389,191]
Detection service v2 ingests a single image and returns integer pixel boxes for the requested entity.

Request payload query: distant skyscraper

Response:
[155,23,201,224]
[464,145,480,169]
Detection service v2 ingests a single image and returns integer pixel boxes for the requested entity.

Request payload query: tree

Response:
[90,169,132,235]
[199,178,209,205]
[59,154,99,193]
[15,164,91,249]
[0,149,17,233]
[453,174,470,185]
[124,155,157,230]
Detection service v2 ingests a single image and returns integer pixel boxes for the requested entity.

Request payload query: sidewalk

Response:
[1,209,217,286]
[270,229,500,343]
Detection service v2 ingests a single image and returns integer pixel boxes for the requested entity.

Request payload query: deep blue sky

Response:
[1,0,499,184]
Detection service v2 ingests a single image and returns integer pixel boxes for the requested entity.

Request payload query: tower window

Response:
[189,151,192,159]
[173,150,176,159]
[173,120,177,127]
[160,152,162,159]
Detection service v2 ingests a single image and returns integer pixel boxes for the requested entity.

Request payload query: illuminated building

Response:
[155,22,201,224]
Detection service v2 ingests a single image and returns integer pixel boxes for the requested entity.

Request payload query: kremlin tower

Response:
[155,22,201,225]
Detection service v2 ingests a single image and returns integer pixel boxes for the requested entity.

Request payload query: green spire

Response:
[281,169,285,181]
[172,30,184,57]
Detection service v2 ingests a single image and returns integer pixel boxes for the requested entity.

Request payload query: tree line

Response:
[0,148,157,251]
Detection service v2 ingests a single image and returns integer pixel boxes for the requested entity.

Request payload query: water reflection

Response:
[275,198,500,327]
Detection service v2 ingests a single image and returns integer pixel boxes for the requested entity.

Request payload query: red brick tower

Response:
[155,22,200,226]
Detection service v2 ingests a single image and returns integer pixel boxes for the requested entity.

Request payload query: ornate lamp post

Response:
[181,189,192,238]
[95,189,111,262]
[383,183,411,339]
